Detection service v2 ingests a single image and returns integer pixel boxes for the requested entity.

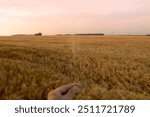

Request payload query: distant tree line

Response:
[12,32,42,36]
[34,33,42,36]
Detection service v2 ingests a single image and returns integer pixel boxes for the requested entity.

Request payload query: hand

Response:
[48,83,81,100]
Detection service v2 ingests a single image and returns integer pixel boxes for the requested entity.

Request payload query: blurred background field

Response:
[0,36,150,100]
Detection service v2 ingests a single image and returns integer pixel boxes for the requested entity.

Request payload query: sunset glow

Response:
[0,0,150,35]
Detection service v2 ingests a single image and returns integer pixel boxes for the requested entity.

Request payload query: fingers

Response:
[47,92,55,100]
[63,85,80,100]
[47,83,81,100]
[56,83,81,95]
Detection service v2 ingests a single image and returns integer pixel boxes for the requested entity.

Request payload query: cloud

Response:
[0,0,150,35]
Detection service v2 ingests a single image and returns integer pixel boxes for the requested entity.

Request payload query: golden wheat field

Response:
[0,35,150,100]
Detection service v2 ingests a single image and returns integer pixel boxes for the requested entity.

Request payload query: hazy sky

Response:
[0,0,150,35]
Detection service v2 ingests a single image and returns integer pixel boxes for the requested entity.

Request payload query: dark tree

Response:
[35,33,42,36]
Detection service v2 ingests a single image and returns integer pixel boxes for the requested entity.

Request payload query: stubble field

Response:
[0,35,150,100]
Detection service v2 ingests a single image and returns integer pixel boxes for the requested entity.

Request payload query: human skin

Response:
[48,83,81,100]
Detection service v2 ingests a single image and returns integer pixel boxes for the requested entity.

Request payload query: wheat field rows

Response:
[0,36,150,100]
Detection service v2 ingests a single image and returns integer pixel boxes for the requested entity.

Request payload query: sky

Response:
[0,0,150,35]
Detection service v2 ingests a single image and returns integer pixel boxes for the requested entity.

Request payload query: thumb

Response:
[63,86,80,100]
